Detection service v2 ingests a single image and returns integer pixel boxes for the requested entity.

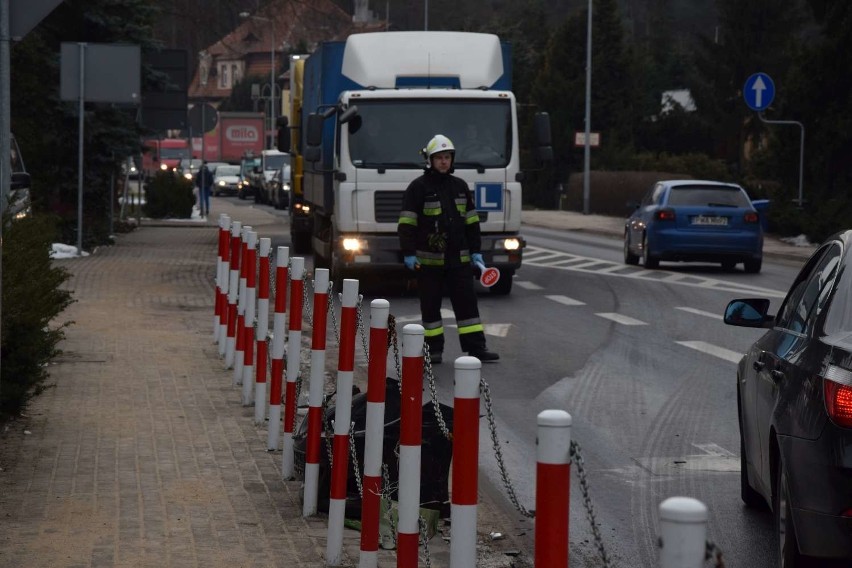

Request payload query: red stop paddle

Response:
[474,260,500,288]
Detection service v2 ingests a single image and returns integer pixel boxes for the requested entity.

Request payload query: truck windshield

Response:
[264,154,289,170]
[347,99,512,169]
[161,147,190,159]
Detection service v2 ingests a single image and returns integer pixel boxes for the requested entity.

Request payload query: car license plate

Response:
[691,215,728,226]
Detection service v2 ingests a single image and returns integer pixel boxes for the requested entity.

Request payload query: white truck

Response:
[284,32,552,294]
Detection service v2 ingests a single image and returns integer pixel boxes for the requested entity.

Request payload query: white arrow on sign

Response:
[751,75,767,109]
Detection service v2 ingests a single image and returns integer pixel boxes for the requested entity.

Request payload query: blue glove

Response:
[471,253,484,268]
[404,255,418,271]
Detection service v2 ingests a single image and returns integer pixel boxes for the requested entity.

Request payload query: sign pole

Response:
[0,0,10,397]
[76,42,86,256]
[582,0,592,215]
[758,113,805,208]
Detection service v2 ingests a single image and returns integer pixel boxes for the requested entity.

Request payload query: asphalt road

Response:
[224,196,805,567]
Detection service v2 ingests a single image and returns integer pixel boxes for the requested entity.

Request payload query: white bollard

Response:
[326,279,360,567]
[254,237,271,425]
[217,215,231,356]
[450,356,481,568]
[303,268,329,517]
[397,324,425,567]
[357,298,390,567]
[535,410,572,568]
[241,230,258,405]
[281,256,304,479]
[233,225,252,385]
[214,214,229,342]
[266,246,289,451]
[224,220,242,368]
[659,497,708,568]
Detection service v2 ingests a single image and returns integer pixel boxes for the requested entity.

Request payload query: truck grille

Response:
[374,191,489,223]
[374,191,403,223]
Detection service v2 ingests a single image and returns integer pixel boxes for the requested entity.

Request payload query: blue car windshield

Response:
[667,187,751,207]
[347,98,512,169]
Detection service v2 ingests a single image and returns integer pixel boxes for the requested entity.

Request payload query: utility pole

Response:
[583,0,593,215]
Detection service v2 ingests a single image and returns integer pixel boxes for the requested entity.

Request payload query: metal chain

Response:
[355,295,370,361]
[382,463,398,548]
[349,422,363,498]
[302,274,314,327]
[323,396,334,469]
[569,440,611,567]
[480,377,535,518]
[267,250,275,307]
[418,515,433,568]
[387,314,402,386]
[705,540,726,567]
[328,288,341,343]
[422,344,451,440]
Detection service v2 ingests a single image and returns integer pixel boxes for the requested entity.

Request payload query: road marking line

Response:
[676,340,742,363]
[546,295,586,307]
[663,273,689,282]
[516,281,543,290]
[675,307,722,320]
[596,313,647,326]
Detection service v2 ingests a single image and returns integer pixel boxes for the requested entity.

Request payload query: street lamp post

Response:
[240,12,276,149]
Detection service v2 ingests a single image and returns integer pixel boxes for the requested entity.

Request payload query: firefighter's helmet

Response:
[422,134,455,162]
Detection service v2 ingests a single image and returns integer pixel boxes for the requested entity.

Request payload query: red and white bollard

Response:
[358,298,390,568]
[535,409,572,568]
[241,230,258,406]
[215,214,229,342]
[233,225,252,386]
[326,279,360,567]
[254,237,271,425]
[281,256,304,479]
[225,220,242,368]
[303,267,329,517]
[266,246,289,451]
[397,323,425,568]
[217,215,231,357]
[658,497,708,568]
[450,356,481,568]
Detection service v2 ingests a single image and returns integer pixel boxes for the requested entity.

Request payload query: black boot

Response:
[468,348,499,362]
[429,352,443,365]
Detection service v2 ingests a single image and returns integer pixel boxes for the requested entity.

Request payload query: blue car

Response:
[624,179,764,273]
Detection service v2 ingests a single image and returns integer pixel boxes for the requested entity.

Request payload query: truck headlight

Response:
[160,163,168,171]
[218,180,226,186]
[502,238,521,251]
[342,238,362,252]
[184,173,192,180]
[283,183,291,192]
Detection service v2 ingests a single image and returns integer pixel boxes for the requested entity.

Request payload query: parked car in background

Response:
[723,230,852,566]
[248,149,288,204]
[178,158,202,181]
[212,164,241,196]
[238,155,260,200]
[8,133,31,219]
[266,164,291,209]
[624,180,764,272]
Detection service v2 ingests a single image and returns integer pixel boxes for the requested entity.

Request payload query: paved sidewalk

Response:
[0,200,527,568]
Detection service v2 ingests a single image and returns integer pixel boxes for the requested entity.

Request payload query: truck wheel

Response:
[489,270,513,295]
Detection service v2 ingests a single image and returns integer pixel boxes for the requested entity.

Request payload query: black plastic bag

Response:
[293,377,453,518]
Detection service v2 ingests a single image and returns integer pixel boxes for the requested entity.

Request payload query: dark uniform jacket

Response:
[398,169,481,268]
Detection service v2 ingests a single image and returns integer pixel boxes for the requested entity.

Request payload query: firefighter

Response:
[398,134,499,364]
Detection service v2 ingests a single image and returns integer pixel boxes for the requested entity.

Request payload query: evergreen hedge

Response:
[1,213,74,418]
[144,171,194,219]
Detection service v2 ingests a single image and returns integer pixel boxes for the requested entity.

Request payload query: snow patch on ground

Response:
[780,234,814,247]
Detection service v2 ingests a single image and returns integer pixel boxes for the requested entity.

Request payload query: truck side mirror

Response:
[10,172,31,192]
[304,146,321,163]
[306,113,324,147]
[533,112,553,166]
[276,117,290,153]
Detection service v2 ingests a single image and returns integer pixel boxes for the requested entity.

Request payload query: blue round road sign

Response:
[743,72,775,112]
